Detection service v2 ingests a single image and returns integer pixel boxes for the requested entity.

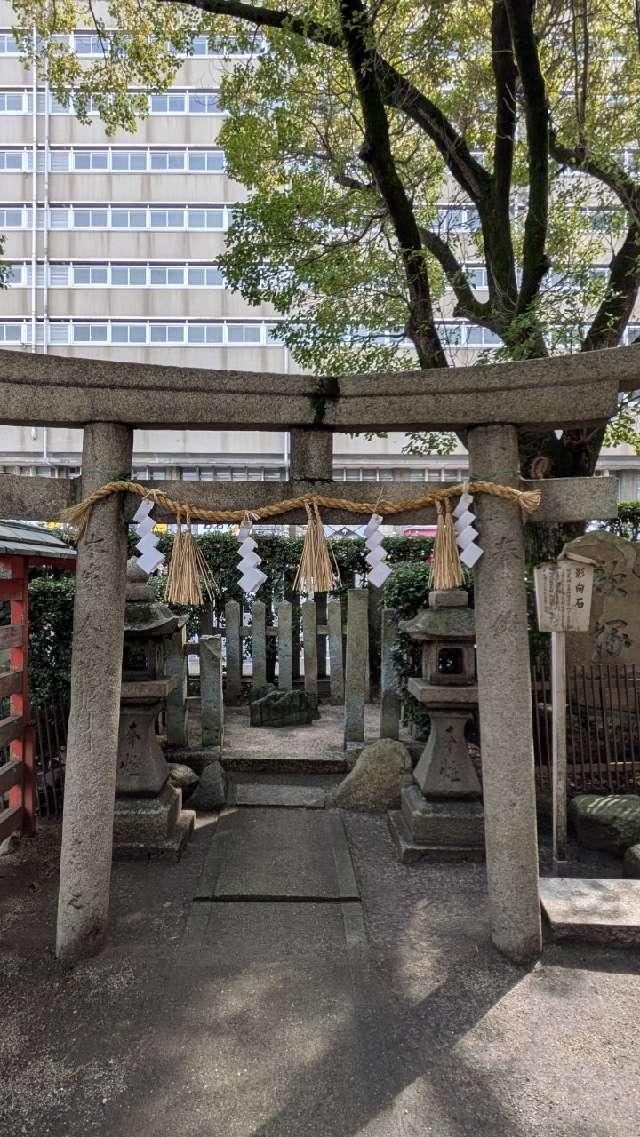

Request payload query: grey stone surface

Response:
[276,600,293,690]
[302,599,318,696]
[251,600,267,690]
[388,808,486,864]
[113,783,182,844]
[468,424,542,964]
[401,607,475,639]
[250,688,318,727]
[344,588,368,745]
[117,690,172,796]
[380,608,400,740]
[289,427,333,480]
[187,760,227,811]
[331,739,412,812]
[224,599,242,704]
[164,626,188,748]
[196,808,359,899]
[413,710,480,798]
[407,678,479,705]
[624,843,640,877]
[167,763,199,792]
[400,784,485,846]
[56,421,132,965]
[429,588,469,608]
[230,782,328,808]
[0,340,622,431]
[570,793,640,854]
[540,877,640,944]
[199,634,223,749]
[327,597,344,705]
[563,531,640,668]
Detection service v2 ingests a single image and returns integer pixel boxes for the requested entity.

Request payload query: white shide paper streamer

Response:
[364,513,391,588]
[453,493,483,568]
[133,498,165,575]
[237,523,267,595]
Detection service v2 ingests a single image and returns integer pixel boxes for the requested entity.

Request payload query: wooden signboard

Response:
[534,554,595,866]
[533,555,594,633]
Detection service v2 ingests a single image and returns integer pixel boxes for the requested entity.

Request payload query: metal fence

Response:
[532,660,640,794]
[32,696,69,818]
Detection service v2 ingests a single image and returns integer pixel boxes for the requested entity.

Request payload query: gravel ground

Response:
[1,812,639,1137]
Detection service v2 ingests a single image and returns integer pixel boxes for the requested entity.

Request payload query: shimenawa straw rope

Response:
[60,479,541,535]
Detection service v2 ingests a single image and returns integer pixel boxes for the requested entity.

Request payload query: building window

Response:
[0,33,18,53]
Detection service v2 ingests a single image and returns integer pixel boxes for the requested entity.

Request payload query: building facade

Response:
[0,7,638,503]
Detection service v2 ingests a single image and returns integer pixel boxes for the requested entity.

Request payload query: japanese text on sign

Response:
[534,559,594,633]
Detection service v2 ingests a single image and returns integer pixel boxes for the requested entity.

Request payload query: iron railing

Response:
[532,660,640,795]
[32,695,69,818]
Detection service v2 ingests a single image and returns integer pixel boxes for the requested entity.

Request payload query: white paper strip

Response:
[459,543,483,568]
[133,497,165,576]
[364,512,391,588]
[453,494,473,519]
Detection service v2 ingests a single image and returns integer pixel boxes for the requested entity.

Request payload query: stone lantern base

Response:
[389,789,485,864]
[112,681,195,861]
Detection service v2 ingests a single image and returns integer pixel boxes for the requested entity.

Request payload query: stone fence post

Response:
[56,421,132,964]
[200,634,224,751]
[164,624,187,748]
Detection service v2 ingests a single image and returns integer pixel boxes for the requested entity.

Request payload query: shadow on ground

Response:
[1,813,639,1137]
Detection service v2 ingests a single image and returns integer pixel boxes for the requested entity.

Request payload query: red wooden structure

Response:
[0,522,75,841]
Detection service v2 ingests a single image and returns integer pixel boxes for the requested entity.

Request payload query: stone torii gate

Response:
[0,345,634,966]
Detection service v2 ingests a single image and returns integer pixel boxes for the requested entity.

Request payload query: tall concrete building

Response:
[0,6,638,502]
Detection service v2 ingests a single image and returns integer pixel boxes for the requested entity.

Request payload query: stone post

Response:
[467,424,541,964]
[164,624,188,748]
[327,597,344,704]
[302,599,318,696]
[276,600,293,690]
[289,428,333,481]
[224,600,242,704]
[200,634,224,750]
[344,588,368,746]
[251,599,267,690]
[380,607,400,739]
[56,422,132,964]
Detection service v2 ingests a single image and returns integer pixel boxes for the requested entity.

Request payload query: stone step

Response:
[540,877,640,946]
[227,773,343,809]
[221,751,349,775]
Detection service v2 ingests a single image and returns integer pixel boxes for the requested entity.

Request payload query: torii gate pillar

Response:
[56,422,133,964]
[468,424,542,963]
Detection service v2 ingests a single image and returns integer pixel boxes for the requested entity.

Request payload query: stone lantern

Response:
[113,561,195,858]
[388,588,484,862]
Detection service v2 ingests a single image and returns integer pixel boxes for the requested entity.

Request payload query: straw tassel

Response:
[293,501,338,593]
[165,512,217,606]
[428,499,464,590]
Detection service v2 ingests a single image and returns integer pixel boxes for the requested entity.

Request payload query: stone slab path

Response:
[194,807,360,900]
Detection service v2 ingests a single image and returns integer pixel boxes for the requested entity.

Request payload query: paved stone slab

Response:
[228,782,329,808]
[195,808,359,900]
[540,877,640,945]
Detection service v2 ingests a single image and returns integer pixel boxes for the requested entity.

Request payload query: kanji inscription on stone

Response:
[534,556,594,633]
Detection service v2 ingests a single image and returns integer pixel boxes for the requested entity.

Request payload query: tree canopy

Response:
[10,0,640,468]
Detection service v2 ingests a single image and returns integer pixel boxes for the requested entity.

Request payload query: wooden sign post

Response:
[534,555,594,866]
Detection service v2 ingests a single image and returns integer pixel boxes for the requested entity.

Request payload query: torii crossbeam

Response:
[0,344,633,967]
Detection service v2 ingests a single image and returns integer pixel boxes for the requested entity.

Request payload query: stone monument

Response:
[563,531,640,668]
[388,589,484,862]
[113,561,195,859]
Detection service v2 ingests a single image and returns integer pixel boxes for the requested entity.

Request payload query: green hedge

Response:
[26,533,435,703]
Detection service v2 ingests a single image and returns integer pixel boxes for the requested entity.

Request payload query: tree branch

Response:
[550,134,640,227]
[164,0,493,207]
[504,0,550,312]
[582,223,640,351]
[337,0,446,369]
[491,0,517,213]
[418,227,491,323]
